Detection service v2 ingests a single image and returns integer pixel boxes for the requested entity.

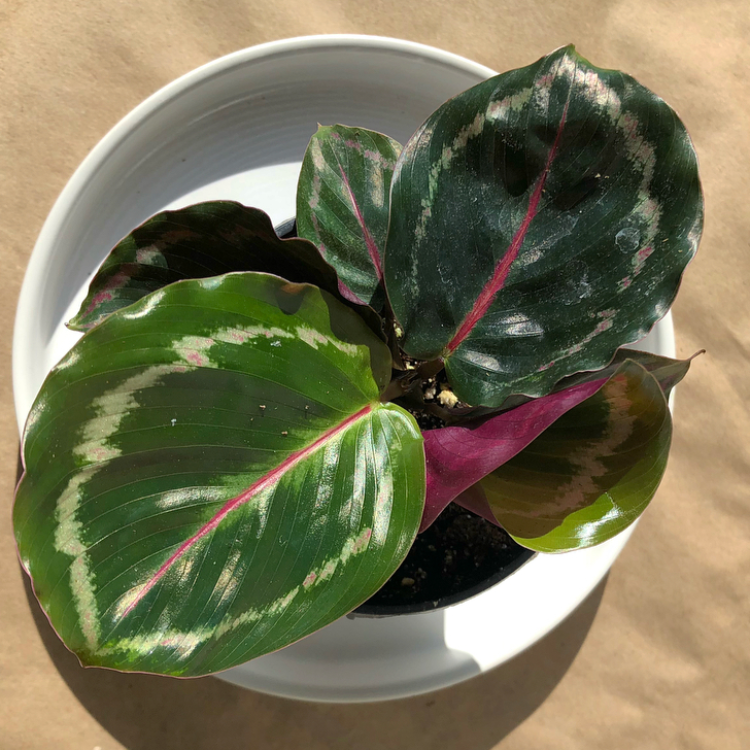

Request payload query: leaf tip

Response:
[65,317,87,333]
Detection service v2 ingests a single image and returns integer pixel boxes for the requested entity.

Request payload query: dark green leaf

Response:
[463,348,700,421]
[385,45,703,406]
[427,348,700,426]
[15,273,425,676]
[421,376,605,531]
[559,347,703,397]
[68,202,348,332]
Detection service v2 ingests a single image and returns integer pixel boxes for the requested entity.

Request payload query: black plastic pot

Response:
[353,503,534,617]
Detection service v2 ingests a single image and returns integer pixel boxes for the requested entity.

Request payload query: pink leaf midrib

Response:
[446,100,571,355]
[337,164,383,281]
[119,403,374,621]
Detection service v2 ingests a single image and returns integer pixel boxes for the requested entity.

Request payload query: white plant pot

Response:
[13,35,675,703]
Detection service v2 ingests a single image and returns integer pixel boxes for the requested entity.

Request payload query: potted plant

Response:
[13,45,702,678]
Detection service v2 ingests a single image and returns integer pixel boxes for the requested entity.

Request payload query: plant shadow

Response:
[21,556,608,750]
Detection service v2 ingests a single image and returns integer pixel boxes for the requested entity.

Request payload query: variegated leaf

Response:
[559,347,702,394]
[296,125,401,309]
[15,273,425,676]
[458,360,672,552]
[68,202,347,332]
[466,347,701,421]
[385,45,703,407]
[422,349,694,530]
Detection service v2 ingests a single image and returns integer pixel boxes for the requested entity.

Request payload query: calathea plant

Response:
[14,46,702,677]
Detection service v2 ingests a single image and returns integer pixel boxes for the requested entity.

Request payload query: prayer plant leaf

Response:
[454,360,672,551]
[15,272,425,676]
[296,125,401,310]
[384,45,702,407]
[68,202,350,332]
[422,352,693,530]
[451,347,701,423]
[560,347,702,395]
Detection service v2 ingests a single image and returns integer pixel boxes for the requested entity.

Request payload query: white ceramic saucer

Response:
[12,35,675,703]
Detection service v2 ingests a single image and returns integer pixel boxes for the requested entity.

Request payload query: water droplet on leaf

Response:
[559,261,592,305]
[615,226,640,253]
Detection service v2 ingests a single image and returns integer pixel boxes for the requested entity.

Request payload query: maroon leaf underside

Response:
[419,377,606,531]
[451,483,497,526]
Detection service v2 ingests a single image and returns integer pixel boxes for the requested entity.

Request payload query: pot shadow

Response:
[21,557,608,750]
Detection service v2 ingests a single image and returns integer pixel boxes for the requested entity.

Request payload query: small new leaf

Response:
[297,125,401,310]
[456,360,674,551]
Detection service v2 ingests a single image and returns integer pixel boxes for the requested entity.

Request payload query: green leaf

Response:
[68,202,348,332]
[472,360,672,552]
[473,347,701,420]
[559,347,703,396]
[384,45,703,407]
[15,273,425,676]
[296,125,401,309]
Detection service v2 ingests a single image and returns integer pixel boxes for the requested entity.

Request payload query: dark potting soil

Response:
[359,393,532,613]
[357,503,533,614]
